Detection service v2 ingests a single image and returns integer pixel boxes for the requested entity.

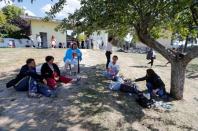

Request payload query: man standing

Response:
[105,37,113,69]
[36,35,42,48]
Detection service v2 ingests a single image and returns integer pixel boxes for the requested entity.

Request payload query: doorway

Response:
[40,32,48,48]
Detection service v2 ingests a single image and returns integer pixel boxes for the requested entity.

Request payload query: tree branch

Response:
[135,25,172,61]
[185,46,198,63]
[190,2,198,26]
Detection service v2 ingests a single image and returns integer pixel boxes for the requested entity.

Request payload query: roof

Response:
[21,15,62,23]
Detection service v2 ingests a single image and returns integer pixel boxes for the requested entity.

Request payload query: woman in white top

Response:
[51,35,56,48]
[105,37,113,69]
[36,35,42,48]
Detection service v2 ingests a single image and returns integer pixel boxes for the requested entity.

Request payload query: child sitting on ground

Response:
[104,55,123,82]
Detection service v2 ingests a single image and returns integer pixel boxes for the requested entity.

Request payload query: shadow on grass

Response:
[129,65,148,68]
[0,64,145,131]
[155,65,167,68]
[186,64,198,79]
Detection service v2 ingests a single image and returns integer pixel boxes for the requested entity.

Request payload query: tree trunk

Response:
[170,61,187,100]
[183,35,189,53]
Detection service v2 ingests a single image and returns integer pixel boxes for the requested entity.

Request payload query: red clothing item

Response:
[47,73,72,89]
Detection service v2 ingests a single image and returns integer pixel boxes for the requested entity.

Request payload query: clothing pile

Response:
[108,77,173,110]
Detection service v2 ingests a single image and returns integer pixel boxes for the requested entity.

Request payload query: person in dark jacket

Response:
[147,48,156,67]
[135,69,166,99]
[6,58,54,97]
[81,41,85,49]
[41,56,74,89]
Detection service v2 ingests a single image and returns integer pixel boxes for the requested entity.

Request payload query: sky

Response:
[0,0,81,19]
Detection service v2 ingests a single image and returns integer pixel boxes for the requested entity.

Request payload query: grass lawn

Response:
[0,48,198,131]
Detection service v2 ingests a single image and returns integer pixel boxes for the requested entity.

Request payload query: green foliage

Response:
[45,0,66,19]
[2,5,24,20]
[3,23,20,33]
[168,1,198,39]
[0,11,6,26]
[1,5,23,34]
[0,5,30,39]
[47,0,197,41]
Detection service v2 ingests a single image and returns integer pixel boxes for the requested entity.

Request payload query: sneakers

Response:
[28,92,42,98]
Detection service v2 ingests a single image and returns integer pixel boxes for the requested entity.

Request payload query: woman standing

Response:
[51,35,56,48]
[105,37,113,69]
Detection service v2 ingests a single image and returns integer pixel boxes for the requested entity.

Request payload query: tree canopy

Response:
[0,5,30,38]
[2,5,23,20]
[50,0,198,39]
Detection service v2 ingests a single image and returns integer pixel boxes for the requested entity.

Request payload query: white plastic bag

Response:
[109,82,121,91]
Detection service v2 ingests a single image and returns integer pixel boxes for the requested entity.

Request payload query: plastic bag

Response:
[109,82,121,91]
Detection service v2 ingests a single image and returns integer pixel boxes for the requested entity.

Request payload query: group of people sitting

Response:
[104,55,167,100]
[6,42,82,98]
[6,39,167,100]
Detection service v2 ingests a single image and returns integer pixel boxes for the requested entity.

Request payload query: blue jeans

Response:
[14,76,54,97]
[146,83,165,97]
[14,76,29,91]
[37,83,56,97]
[103,72,123,83]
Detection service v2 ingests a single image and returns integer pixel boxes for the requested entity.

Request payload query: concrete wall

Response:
[30,20,66,47]
[0,38,33,48]
[90,30,108,49]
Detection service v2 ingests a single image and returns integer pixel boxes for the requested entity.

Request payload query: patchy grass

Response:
[0,48,198,131]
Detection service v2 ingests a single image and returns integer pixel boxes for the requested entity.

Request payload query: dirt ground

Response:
[0,48,198,131]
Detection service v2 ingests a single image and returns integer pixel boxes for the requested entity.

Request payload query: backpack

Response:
[136,94,155,108]
[120,83,140,94]
[146,51,152,60]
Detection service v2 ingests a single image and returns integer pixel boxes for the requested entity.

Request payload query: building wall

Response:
[0,38,33,48]
[30,20,66,47]
[90,30,108,49]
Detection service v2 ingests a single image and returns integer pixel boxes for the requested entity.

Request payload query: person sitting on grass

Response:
[104,55,123,82]
[63,43,82,74]
[135,69,167,99]
[6,58,55,98]
[41,56,79,89]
